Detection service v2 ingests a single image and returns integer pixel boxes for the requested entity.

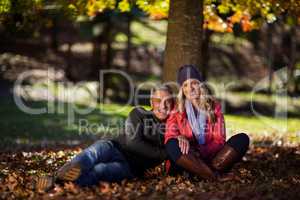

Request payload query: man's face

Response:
[151,90,173,121]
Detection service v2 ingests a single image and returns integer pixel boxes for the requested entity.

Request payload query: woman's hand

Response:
[177,135,190,154]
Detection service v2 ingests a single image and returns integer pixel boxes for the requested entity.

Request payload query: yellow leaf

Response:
[118,0,130,12]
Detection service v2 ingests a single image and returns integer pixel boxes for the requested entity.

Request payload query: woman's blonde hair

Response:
[177,82,216,123]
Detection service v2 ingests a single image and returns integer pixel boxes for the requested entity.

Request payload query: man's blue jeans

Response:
[69,140,135,186]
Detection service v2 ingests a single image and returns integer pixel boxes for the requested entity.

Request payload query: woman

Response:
[165,65,250,180]
[36,84,174,191]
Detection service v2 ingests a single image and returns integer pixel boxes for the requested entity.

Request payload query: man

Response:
[36,84,174,191]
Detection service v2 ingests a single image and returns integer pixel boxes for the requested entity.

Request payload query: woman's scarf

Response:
[185,100,206,145]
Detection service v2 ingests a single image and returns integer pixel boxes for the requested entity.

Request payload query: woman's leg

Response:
[211,133,250,172]
[165,138,216,180]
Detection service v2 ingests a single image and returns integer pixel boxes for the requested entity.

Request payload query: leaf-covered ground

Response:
[1,144,300,200]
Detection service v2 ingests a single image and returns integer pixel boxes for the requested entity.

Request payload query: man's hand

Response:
[177,135,190,154]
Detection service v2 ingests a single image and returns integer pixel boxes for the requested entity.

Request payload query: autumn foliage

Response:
[1,145,300,199]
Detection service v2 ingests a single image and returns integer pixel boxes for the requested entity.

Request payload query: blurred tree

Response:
[0,0,80,35]
[83,0,300,81]
[1,0,300,83]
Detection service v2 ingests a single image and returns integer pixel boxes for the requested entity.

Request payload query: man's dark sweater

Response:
[112,107,167,176]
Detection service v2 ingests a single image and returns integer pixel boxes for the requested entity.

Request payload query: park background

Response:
[0,0,300,199]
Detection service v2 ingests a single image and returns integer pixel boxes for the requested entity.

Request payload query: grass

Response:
[230,91,300,107]
[1,94,299,149]
[225,115,300,145]
[114,19,167,48]
[0,98,129,147]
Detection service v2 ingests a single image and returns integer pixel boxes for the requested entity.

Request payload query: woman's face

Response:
[151,90,173,121]
[182,79,201,101]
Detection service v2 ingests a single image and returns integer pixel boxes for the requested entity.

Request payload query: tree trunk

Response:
[90,34,103,80]
[65,42,75,81]
[126,14,132,71]
[200,29,212,81]
[105,18,113,68]
[287,26,296,95]
[267,23,274,94]
[50,17,58,52]
[163,0,203,82]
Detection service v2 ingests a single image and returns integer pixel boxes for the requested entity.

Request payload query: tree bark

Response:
[90,34,103,80]
[105,18,113,68]
[200,29,212,81]
[287,26,296,95]
[126,14,132,71]
[50,17,58,52]
[267,23,274,94]
[163,0,203,82]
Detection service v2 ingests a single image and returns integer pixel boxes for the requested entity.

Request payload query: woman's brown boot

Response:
[211,144,240,172]
[176,154,216,180]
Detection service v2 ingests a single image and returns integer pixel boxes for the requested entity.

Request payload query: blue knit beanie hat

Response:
[177,64,203,86]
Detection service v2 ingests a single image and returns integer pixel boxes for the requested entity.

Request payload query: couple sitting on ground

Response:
[36,65,250,191]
